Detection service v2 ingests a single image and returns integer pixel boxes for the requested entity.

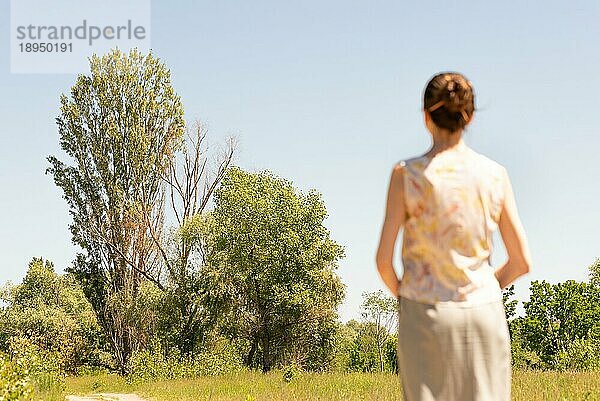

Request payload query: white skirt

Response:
[397,296,511,401]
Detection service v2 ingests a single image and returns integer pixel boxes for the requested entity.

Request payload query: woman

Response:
[375,72,532,401]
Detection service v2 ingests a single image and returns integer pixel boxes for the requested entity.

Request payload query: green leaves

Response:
[203,166,345,371]
[47,48,186,373]
[358,291,397,373]
[502,284,518,321]
[0,258,103,375]
[513,263,600,371]
[0,352,34,401]
[588,257,600,288]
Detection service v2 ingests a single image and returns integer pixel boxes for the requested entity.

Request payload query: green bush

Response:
[326,322,356,372]
[508,319,544,369]
[553,337,600,372]
[8,337,66,395]
[0,352,34,401]
[127,338,245,382]
[384,334,398,374]
[346,322,380,373]
[510,338,543,370]
[281,361,303,383]
[0,258,106,374]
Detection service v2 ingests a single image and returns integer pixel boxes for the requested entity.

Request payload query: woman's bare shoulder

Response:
[395,154,429,169]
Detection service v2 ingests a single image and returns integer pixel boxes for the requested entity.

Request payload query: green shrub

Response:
[127,338,245,382]
[383,334,398,374]
[326,322,355,372]
[510,340,544,370]
[281,361,302,383]
[0,258,106,374]
[508,317,545,370]
[8,337,65,395]
[553,337,600,372]
[0,352,34,401]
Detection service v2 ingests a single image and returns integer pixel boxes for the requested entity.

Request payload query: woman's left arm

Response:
[375,162,408,299]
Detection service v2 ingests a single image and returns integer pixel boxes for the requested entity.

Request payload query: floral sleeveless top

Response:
[397,145,507,305]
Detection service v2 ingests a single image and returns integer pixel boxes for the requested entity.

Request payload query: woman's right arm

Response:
[495,168,532,289]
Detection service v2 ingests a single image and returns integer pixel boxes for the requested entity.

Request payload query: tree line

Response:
[2,257,599,379]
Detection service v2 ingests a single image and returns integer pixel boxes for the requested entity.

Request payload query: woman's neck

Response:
[427,131,467,156]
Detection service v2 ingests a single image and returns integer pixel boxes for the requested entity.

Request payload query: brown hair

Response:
[423,72,475,133]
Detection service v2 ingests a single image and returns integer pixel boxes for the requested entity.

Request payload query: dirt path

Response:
[65,394,148,401]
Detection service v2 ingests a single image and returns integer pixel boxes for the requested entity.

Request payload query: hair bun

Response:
[442,77,471,113]
[423,72,475,132]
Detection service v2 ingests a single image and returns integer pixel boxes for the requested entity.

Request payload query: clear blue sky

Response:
[1,0,599,322]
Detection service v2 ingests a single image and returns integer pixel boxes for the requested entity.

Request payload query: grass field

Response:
[56,369,600,401]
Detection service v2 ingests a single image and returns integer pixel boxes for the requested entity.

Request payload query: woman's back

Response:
[398,143,507,305]
[376,71,530,401]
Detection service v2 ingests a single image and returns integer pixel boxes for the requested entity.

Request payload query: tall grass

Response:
[61,369,600,401]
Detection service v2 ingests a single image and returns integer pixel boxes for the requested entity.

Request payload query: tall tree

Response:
[360,290,397,373]
[203,167,345,372]
[153,121,235,356]
[47,48,185,373]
